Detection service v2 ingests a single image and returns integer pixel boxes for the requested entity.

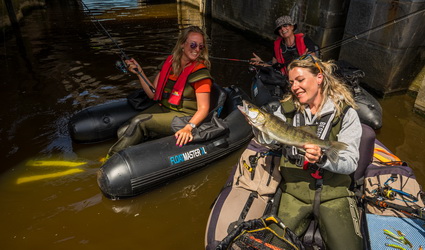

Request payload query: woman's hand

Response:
[175,125,194,147]
[304,144,323,164]
[125,58,143,75]
[249,53,269,67]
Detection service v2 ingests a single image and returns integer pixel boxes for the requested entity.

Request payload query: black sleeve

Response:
[303,36,320,54]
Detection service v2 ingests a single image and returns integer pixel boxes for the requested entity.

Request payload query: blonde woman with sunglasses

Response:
[106,26,212,159]
[255,55,363,249]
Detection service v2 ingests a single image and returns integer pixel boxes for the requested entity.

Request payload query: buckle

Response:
[295,155,304,167]
[315,178,323,189]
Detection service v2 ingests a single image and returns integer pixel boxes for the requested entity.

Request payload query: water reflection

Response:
[0,0,424,249]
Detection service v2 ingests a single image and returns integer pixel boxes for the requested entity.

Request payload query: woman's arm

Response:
[175,92,210,147]
[125,58,157,99]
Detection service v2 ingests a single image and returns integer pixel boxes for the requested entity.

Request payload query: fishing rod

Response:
[79,1,156,93]
[320,7,425,54]
[87,6,424,67]
[363,195,425,221]
[127,7,425,64]
[125,48,252,63]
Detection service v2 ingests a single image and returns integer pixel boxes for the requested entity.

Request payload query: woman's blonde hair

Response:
[170,26,210,75]
[284,55,357,117]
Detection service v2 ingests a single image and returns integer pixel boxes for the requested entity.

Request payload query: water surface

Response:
[0,1,424,249]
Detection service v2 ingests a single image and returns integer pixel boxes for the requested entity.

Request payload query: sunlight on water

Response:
[83,0,178,20]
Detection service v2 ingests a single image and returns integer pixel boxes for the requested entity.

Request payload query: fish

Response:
[237,100,348,164]
[385,243,407,250]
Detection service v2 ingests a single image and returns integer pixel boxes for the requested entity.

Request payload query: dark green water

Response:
[0,1,424,249]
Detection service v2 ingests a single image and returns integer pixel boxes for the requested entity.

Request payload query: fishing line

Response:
[320,7,425,54]
[124,48,252,63]
[79,0,156,93]
[126,7,425,63]
[81,3,424,69]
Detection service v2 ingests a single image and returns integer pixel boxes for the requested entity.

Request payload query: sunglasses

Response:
[188,41,205,50]
[298,54,323,74]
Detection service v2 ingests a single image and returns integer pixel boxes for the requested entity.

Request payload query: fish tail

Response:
[326,141,348,164]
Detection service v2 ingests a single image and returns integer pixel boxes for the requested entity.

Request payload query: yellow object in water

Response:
[26,160,87,167]
[16,169,84,184]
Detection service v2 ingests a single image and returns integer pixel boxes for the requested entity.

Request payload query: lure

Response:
[385,243,407,250]
[389,227,413,248]
[384,229,403,241]
[386,236,405,245]
[385,228,413,249]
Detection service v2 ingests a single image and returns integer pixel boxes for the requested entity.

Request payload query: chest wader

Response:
[107,75,202,157]
[278,101,363,250]
[205,139,283,249]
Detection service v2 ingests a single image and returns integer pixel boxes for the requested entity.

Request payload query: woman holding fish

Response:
[239,55,363,249]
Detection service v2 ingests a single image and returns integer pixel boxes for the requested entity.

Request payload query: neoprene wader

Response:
[277,101,363,250]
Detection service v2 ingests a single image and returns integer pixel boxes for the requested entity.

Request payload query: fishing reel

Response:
[115,60,128,74]
[382,187,396,200]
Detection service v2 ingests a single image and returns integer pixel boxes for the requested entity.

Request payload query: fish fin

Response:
[261,132,275,144]
[325,141,348,164]
[297,126,318,137]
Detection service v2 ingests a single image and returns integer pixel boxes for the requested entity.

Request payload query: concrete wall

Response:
[207,0,425,99]
[339,0,425,96]
[413,65,425,115]
[1,0,45,30]
[211,0,292,39]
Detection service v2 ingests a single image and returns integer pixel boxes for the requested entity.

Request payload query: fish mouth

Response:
[237,103,248,114]
[238,100,261,120]
[238,100,253,116]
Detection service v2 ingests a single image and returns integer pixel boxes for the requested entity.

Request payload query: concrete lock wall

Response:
[1,0,45,30]
[339,0,425,96]
[194,0,425,98]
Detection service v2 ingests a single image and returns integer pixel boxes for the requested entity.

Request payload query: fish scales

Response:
[264,111,328,148]
[238,100,348,164]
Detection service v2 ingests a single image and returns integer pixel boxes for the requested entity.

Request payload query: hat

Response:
[274,15,297,35]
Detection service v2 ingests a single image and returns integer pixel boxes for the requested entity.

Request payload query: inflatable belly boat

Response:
[69,84,253,199]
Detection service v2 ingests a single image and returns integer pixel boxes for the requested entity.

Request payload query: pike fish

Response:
[238,100,347,164]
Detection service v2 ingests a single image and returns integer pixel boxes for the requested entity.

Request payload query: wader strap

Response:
[266,154,276,186]
[317,111,335,140]
[267,187,283,216]
[288,109,336,163]
[303,186,325,249]
[227,192,258,233]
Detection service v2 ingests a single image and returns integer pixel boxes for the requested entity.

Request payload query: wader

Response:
[107,103,196,156]
[278,101,363,250]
